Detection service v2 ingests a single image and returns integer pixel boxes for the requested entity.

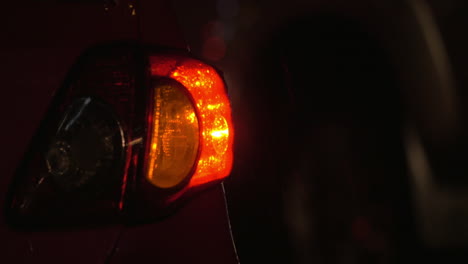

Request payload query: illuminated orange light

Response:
[146,83,200,189]
[150,56,234,187]
[211,129,228,138]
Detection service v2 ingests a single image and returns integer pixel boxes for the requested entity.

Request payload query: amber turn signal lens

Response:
[146,82,200,189]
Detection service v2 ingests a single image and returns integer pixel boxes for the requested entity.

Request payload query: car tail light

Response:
[149,56,233,188]
[6,43,234,228]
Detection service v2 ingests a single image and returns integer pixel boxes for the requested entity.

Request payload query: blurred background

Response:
[172,0,468,263]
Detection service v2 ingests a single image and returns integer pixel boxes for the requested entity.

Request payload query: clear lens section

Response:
[46,97,124,192]
[146,83,200,189]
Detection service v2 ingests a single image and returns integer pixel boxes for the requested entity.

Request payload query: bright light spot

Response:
[207,103,222,110]
[186,112,196,123]
[211,129,229,138]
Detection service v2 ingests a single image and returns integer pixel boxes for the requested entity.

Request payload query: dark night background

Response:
[2,0,468,263]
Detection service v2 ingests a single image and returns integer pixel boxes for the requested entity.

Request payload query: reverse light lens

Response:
[47,97,125,191]
[146,82,200,189]
[6,43,137,228]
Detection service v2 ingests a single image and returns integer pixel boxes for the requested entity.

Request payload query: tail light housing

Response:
[6,43,234,228]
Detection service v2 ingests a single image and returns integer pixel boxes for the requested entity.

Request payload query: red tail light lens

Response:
[149,56,234,188]
[6,43,234,228]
